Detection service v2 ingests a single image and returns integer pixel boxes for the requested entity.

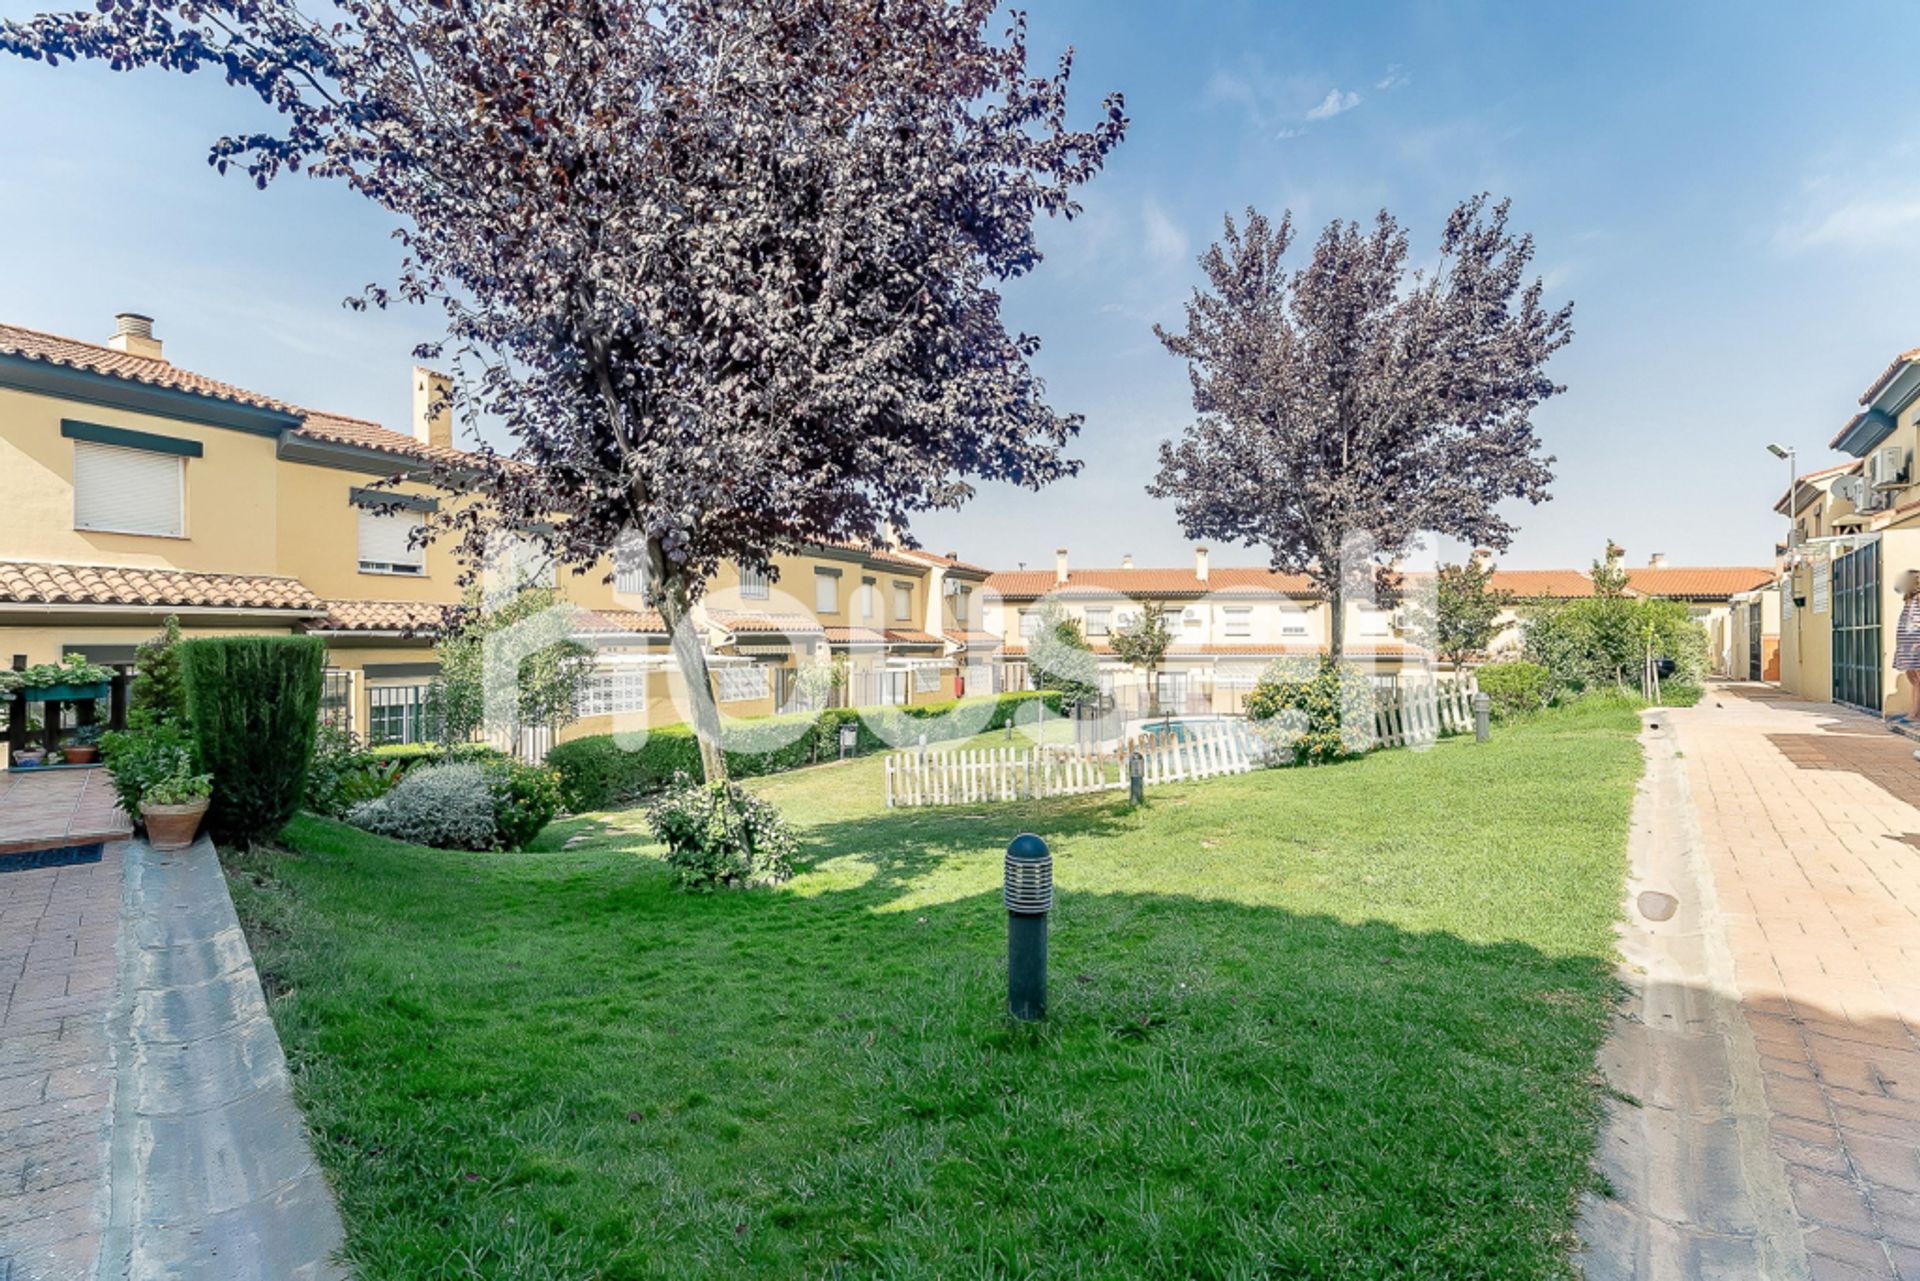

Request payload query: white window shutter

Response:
[73,442,183,537]
[358,507,424,571]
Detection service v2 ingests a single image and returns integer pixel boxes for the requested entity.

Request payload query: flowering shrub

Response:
[1244,657,1378,764]
[303,725,402,818]
[646,773,795,891]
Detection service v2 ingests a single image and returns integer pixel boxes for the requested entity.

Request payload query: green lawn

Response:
[231,699,1643,1280]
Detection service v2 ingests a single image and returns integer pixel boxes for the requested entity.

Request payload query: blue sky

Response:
[1,1,1915,572]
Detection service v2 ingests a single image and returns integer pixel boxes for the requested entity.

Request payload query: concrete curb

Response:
[1576,709,1809,1279]
[97,837,348,1280]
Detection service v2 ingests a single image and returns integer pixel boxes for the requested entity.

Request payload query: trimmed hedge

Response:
[180,636,326,844]
[547,691,1065,811]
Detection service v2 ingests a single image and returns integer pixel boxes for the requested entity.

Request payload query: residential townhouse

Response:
[0,313,976,759]
[1484,557,1775,676]
[981,546,1421,715]
[1771,345,1920,714]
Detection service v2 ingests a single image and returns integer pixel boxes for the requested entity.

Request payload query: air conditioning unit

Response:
[1181,607,1201,625]
[1870,445,1910,490]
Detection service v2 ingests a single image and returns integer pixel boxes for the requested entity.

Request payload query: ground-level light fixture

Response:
[1004,833,1052,1021]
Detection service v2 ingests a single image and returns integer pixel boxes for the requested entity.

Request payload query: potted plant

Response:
[140,767,214,851]
[10,746,47,768]
[10,654,115,703]
[62,723,104,765]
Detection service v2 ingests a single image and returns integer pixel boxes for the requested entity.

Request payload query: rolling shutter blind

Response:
[357,507,425,572]
[73,441,184,537]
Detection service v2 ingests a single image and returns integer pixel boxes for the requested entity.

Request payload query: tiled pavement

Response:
[1675,686,1920,1279]
[0,769,131,856]
[0,841,122,1280]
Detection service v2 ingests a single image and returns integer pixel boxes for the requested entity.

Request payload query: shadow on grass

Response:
[242,802,1621,1281]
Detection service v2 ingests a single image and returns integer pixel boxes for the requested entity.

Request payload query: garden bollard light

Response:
[1128,750,1145,806]
[1004,833,1051,1021]
[918,732,928,763]
[1472,692,1491,743]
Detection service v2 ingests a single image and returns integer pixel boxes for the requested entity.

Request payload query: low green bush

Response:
[304,725,403,818]
[484,759,563,850]
[1475,661,1553,719]
[545,691,1063,810]
[101,720,199,816]
[646,773,796,890]
[180,636,326,844]
[1245,658,1376,764]
[348,763,499,851]
[1659,680,1704,708]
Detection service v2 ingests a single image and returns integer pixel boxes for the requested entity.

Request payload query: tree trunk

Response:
[646,543,729,784]
[1327,584,1346,662]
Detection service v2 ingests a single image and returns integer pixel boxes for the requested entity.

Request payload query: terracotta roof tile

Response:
[1488,570,1597,600]
[293,410,476,471]
[822,625,888,646]
[1000,640,1420,659]
[985,567,1318,600]
[709,609,824,635]
[897,548,993,576]
[0,321,297,414]
[0,560,324,613]
[1623,567,1777,600]
[884,628,945,647]
[944,628,1003,647]
[1858,346,1920,406]
[313,599,452,634]
[574,607,666,635]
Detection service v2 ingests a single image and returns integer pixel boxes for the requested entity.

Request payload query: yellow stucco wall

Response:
[0,386,280,575]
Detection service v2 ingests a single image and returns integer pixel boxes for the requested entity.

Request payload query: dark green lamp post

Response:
[1004,833,1051,1020]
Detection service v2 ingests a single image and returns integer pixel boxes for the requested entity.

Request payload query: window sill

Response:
[359,566,428,578]
[75,524,187,540]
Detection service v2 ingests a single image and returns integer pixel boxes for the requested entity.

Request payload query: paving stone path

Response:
[0,842,121,1280]
[1590,685,1920,1280]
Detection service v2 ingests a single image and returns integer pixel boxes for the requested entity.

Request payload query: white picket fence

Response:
[1372,677,1478,749]
[881,680,1480,808]
[884,718,1260,808]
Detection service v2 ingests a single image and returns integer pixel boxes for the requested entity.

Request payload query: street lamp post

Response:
[1768,443,1797,555]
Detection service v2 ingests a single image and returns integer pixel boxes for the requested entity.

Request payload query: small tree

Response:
[428,588,594,756]
[130,615,189,726]
[1591,540,1631,598]
[1109,608,1172,714]
[1028,600,1100,711]
[1149,199,1572,658]
[1436,560,1511,670]
[3,3,1127,784]
[179,636,326,844]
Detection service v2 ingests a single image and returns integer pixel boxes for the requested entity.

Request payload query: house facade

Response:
[0,313,974,759]
[1770,345,1920,715]
[982,547,1421,716]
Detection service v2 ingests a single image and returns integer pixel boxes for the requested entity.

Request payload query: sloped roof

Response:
[945,628,1003,647]
[313,599,451,633]
[884,628,945,647]
[985,566,1318,600]
[709,610,824,636]
[0,321,297,414]
[294,410,476,471]
[1858,346,1920,406]
[896,548,993,577]
[0,560,324,614]
[1623,567,1776,600]
[1488,570,1597,600]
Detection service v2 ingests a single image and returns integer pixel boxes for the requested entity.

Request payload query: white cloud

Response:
[1142,200,1189,267]
[1305,88,1361,122]
[1375,65,1410,91]
[1275,127,1307,140]
[1779,195,1920,251]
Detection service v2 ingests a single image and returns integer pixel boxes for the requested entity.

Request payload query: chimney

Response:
[411,366,453,452]
[1648,552,1668,569]
[107,312,164,362]
[1054,548,1069,586]
[1194,545,1210,582]
[1121,553,1134,569]
[1472,545,1494,565]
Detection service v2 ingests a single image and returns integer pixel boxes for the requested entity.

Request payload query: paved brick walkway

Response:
[1676,686,1920,1279]
[0,769,130,856]
[0,841,122,1280]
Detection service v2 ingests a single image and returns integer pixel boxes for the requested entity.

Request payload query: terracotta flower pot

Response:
[142,797,210,851]
[63,746,99,765]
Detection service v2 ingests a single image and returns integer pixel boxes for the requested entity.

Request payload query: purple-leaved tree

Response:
[1149,199,1572,659]
[3,0,1125,778]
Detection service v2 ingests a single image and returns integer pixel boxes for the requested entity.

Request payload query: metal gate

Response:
[1748,600,1763,680]
[1833,541,1882,712]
